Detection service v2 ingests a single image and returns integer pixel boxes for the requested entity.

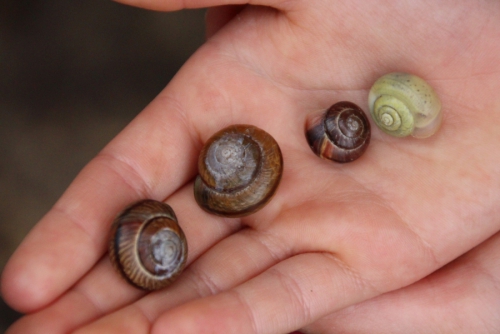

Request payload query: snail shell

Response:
[108,199,188,291]
[368,72,442,138]
[306,101,371,163]
[194,124,283,217]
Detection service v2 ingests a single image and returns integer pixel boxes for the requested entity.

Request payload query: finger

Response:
[132,197,431,334]
[1,11,294,311]
[112,0,294,12]
[205,5,246,39]
[150,253,381,334]
[0,89,203,312]
[145,171,498,334]
[8,41,300,324]
[305,230,500,333]
[5,183,240,334]
[144,198,435,334]
[63,142,499,334]
[63,161,327,334]
[5,257,143,334]
[3,0,315,309]
[65,218,290,333]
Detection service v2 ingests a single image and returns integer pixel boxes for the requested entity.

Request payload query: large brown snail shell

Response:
[194,124,283,217]
[306,101,371,163]
[108,199,188,291]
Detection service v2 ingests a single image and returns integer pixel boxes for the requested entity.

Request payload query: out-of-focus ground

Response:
[0,1,205,330]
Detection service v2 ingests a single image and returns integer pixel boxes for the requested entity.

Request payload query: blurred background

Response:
[0,0,205,330]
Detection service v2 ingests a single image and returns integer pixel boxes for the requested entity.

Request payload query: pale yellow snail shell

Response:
[368,72,442,138]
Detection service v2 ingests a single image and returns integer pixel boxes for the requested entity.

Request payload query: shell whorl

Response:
[109,199,188,291]
[306,101,371,163]
[368,72,442,138]
[194,124,283,217]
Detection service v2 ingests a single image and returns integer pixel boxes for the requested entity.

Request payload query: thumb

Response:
[112,0,289,12]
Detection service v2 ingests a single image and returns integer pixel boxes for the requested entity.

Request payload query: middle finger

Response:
[7,183,240,334]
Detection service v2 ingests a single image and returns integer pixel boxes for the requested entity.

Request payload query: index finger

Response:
[1,14,300,311]
[0,87,201,312]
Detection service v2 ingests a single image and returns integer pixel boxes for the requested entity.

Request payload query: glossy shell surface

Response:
[194,124,283,217]
[306,101,371,163]
[109,199,188,290]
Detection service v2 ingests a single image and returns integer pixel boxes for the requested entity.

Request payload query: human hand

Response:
[3,0,500,333]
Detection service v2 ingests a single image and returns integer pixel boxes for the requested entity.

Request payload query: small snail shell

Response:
[368,72,442,138]
[108,199,188,291]
[194,124,283,217]
[306,101,371,163]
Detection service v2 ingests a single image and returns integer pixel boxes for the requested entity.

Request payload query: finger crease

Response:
[156,92,204,153]
[245,228,290,264]
[188,264,224,298]
[323,251,382,297]
[94,152,153,199]
[336,170,441,271]
[50,205,100,249]
[229,289,260,334]
[72,286,107,317]
[267,265,312,325]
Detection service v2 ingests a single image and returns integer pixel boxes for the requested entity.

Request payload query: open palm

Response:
[3,0,500,333]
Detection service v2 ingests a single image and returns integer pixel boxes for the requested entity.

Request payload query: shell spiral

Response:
[194,124,283,217]
[306,101,371,163]
[108,199,188,291]
[368,72,442,138]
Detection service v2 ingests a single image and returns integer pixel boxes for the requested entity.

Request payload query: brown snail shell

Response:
[306,101,371,163]
[194,124,283,217]
[108,199,188,291]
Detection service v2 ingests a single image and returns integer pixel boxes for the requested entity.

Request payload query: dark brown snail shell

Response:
[108,199,188,291]
[306,101,371,163]
[194,124,283,217]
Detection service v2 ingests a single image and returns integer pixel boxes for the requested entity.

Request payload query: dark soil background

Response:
[0,1,205,330]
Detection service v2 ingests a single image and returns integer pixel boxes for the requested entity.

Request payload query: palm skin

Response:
[2,0,500,333]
